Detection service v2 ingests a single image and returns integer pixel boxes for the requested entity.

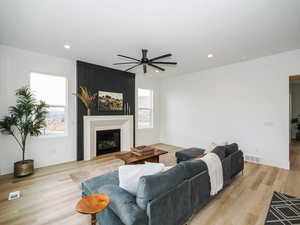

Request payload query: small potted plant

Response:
[73,86,97,116]
[0,87,48,177]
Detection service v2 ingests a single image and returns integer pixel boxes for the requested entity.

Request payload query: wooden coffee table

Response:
[76,194,110,225]
[116,149,168,165]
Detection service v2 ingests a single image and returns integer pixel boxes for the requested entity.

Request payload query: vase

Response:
[87,108,91,116]
[14,159,34,177]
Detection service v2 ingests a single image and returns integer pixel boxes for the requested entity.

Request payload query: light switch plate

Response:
[264,121,274,126]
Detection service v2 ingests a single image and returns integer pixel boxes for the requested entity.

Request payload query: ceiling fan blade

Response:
[142,49,148,59]
[143,64,147,73]
[113,62,139,65]
[125,63,142,72]
[149,54,172,62]
[151,62,177,65]
[148,63,165,71]
[117,54,140,62]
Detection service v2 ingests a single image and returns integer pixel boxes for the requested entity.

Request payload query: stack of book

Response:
[131,145,155,156]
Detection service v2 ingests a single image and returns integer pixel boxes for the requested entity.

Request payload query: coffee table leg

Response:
[91,213,96,225]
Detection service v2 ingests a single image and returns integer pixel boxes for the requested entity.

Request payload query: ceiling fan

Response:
[113,49,177,74]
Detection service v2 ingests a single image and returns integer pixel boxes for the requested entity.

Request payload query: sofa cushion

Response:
[119,163,164,195]
[175,148,205,163]
[211,146,226,160]
[136,164,185,210]
[97,184,148,225]
[222,156,232,185]
[147,180,191,225]
[225,143,239,157]
[82,170,119,197]
[179,159,208,180]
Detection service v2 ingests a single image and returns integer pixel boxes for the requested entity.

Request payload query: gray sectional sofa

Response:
[82,143,244,225]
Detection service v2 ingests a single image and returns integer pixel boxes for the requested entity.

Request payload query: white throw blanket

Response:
[201,153,223,196]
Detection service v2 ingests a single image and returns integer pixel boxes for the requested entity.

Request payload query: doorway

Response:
[289,75,300,170]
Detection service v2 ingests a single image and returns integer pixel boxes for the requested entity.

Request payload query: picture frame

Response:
[98,91,123,111]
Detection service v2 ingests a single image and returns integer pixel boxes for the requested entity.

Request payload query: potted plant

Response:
[73,86,97,116]
[0,87,48,177]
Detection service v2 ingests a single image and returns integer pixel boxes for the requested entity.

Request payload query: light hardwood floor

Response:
[0,143,299,225]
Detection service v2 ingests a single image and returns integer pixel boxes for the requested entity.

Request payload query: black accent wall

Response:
[76,61,135,160]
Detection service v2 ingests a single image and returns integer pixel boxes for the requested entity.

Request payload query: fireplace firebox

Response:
[96,129,121,155]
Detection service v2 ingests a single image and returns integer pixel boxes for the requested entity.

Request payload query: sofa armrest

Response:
[82,170,119,197]
[231,150,244,178]
[97,184,148,225]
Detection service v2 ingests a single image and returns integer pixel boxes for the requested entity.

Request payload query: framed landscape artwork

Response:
[98,91,123,111]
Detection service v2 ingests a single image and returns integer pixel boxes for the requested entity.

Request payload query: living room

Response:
[1,1,300,225]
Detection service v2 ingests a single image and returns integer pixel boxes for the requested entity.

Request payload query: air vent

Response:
[245,155,260,163]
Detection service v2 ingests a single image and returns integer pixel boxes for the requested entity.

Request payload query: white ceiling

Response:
[1,0,300,76]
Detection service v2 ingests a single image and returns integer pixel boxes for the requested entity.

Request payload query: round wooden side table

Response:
[76,194,110,225]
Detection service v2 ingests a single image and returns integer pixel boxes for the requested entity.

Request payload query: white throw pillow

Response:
[145,162,166,171]
[162,166,174,172]
[145,161,173,172]
[119,163,165,195]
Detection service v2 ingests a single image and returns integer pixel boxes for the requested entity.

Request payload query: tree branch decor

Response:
[73,87,97,115]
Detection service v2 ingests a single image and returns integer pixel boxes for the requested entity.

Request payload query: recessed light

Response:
[208,54,214,58]
[64,44,71,49]
[155,70,159,73]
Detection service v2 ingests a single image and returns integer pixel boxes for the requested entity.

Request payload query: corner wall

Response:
[160,49,300,169]
[0,45,77,175]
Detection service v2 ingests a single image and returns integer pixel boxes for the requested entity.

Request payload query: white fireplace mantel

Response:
[83,115,134,160]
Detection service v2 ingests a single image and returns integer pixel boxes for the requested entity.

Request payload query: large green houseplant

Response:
[0,87,48,177]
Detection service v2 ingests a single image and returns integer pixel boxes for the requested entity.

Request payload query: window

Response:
[30,72,67,135]
[138,88,153,129]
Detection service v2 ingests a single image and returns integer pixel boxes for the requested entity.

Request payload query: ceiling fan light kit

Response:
[113,49,177,74]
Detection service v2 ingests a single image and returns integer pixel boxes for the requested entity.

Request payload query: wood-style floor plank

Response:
[0,143,299,225]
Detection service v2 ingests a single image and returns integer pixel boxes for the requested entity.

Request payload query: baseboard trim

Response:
[245,158,290,170]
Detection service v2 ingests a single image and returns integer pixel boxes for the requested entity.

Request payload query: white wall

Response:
[135,74,161,146]
[0,45,77,175]
[0,44,161,175]
[160,49,300,169]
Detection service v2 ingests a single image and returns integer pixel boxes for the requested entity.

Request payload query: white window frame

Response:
[138,88,154,129]
[30,72,68,137]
